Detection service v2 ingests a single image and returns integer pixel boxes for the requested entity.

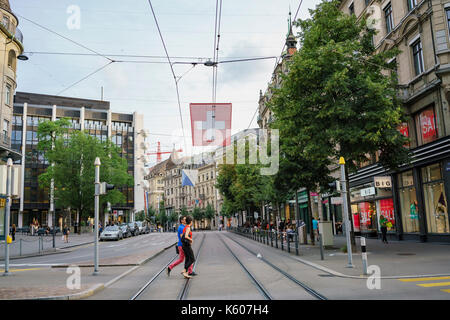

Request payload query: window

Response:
[415,105,438,145]
[397,171,419,233]
[384,3,394,33]
[2,15,9,31]
[422,164,449,234]
[407,0,418,11]
[7,50,16,70]
[447,9,450,38]
[5,84,11,106]
[398,122,410,148]
[412,39,425,76]
[3,119,8,140]
[349,3,355,15]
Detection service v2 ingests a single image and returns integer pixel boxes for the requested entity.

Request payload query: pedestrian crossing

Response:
[398,276,450,294]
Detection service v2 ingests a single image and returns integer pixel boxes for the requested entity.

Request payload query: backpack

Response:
[181,226,191,246]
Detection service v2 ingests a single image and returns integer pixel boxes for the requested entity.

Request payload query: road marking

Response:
[417,282,450,288]
[441,289,450,293]
[0,268,43,273]
[398,276,450,282]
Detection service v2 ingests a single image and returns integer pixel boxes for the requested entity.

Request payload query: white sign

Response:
[374,176,392,188]
[361,187,376,197]
[331,197,343,205]
[118,210,123,216]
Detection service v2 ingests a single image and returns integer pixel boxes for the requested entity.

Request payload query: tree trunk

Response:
[307,189,315,245]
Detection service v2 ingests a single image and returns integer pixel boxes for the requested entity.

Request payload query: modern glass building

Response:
[11,92,145,230]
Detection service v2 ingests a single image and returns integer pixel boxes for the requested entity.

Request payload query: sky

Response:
[12,0,322,166]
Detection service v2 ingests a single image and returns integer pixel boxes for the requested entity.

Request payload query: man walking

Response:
[167,216,196,276]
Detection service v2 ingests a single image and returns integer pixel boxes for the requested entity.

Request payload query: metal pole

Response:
[275,230,278,248]
[319,234,324,260]
[93,157,101,275]
[340,157,354,268]
[295,232,299,256]
[19,238,22,256]
[3,158,12,276]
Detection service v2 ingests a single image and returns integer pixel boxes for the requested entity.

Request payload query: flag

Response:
[190,103,232,146]
[182,169,198,187]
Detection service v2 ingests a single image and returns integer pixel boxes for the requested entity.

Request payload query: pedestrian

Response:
[63,224,69,243]
[11,224,16,241]
[379,215,388,244]
[181,216,195,279]
[312,217,319,243]
[167,216,196,277]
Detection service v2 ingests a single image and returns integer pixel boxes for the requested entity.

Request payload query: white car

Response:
[100,226,123,241]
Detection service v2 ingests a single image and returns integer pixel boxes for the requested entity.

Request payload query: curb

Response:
[0,241,93,261]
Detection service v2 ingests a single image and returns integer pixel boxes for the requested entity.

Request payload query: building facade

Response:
[0,0,25,162]
[339,0,450,242]
[12,92,145,229]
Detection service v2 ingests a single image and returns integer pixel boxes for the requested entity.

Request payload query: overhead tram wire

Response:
[147,0,188,154]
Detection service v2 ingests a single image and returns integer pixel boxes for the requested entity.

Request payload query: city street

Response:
[4,231,449,300]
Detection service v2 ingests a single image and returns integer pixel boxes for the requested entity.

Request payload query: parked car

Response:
[128,222,139,236]
[119,224,131,238]
[100,226,123,241]
[135,221,149,235]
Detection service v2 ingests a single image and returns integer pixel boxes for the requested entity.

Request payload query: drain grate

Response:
[396,253,416,256]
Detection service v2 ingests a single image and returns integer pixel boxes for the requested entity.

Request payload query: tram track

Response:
[218,235,272,300]
[224,233,328,300]
[130,233,206,300]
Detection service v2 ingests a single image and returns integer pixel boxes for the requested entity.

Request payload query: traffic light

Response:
[99,182,115,195]
[328,181,341,192]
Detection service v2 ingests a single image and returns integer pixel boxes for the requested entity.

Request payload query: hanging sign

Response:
[360,187,376,197]
[374,176,392,188]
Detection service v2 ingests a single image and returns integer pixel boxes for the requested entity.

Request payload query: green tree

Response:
[192,206,204,229]
[37,127,133,231]
[270,0,410,239]
[135,210,146,221]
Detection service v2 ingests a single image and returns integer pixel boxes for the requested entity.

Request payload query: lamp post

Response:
[339,157,353,268]
[93,157,101,275]
[3,158,12,276]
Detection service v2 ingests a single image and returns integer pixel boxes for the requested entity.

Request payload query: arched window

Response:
[8,50,16,71]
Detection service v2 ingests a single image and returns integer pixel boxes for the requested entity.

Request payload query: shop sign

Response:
[374,176,392,188]
[360,187,376,197]
[331,197,343,205]
[118,210,123,216]
[310,192,318,196]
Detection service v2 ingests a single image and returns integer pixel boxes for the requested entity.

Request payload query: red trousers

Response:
[169,246,193,273]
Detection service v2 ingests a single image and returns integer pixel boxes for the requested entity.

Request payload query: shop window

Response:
[351,202,377,232]
[422,164,449,234]
[397,122,410,148]
[379,198,396,231]
[415,105,438,145]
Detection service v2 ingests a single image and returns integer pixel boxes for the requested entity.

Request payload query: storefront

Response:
[350,180,396,238]
[396,160,449,242]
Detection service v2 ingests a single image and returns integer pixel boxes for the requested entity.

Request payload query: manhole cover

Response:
[396,253,416,256]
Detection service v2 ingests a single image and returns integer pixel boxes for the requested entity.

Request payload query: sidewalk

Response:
[0,233,95,260]
[0,235,177,299]
[240,232,450,278]
[293,235,450,278]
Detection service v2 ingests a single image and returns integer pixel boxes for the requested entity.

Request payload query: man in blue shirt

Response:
[167,216,195,276]
[312,217,319,243]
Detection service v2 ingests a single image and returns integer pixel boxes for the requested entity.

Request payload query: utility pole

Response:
[3,158,12,276]
[339,157,353,268]
[93,157,101,275]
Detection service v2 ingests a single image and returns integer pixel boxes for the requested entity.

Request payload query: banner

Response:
[182,169,198,187]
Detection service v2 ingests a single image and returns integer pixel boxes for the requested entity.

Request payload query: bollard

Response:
[319,235,324,260]
[361,237,368,275]
[20,239,22,256]
[275,231,278,248]
[266,230,269,245]
[287,234,291,253]
[295,233,299,256]
[270,231,273,247]
[281,233,284,251]
[38,237,41,254]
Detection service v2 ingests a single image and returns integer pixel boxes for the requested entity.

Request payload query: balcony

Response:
[0,19,24,45]
[0,132,10,147]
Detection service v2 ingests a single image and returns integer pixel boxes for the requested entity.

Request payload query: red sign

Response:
[379,198,395,226]
[190,103,232,146]
[419,108,437,144]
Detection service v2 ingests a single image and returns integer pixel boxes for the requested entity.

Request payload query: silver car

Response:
[100,226,123,241]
